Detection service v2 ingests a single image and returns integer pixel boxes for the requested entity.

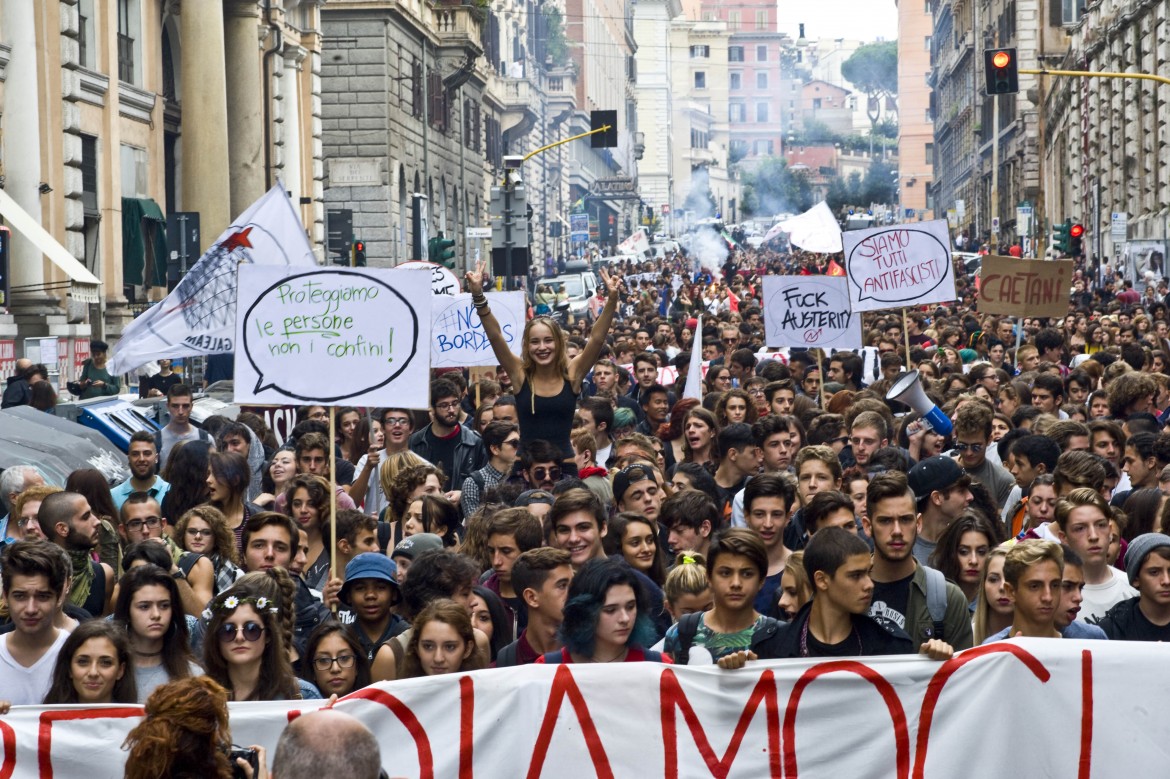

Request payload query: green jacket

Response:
[904,562,975,650]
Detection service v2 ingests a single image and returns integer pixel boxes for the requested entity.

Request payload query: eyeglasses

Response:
[502,438,521,448]
[126,517,162,532]
[384,417,411,427]
[312,654,357,671]
[832,436,850,445]
[16,517,37,529]
[954,443,985,453]
[186,528,214,538]
[217,621,266,643]
[532,466,562,480]
[435,401,461,411]
[748,388,766,396]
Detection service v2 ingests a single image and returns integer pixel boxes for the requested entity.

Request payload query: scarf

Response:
[68,548,95,610]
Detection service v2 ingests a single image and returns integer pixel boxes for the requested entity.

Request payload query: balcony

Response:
[546,66,576,124]
[487,72,539,139]
[685,145,719,167]
[429,1,484,92]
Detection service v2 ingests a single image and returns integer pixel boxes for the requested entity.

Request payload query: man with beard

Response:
[410,379,487,496]
[111,431,171,511]
[518,441,564,491]
[38,491,114,618]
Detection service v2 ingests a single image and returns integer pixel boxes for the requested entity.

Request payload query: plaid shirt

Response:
[460,463,506,516]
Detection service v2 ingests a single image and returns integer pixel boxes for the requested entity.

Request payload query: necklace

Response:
[588,647,628,663]
[799,618,862,658]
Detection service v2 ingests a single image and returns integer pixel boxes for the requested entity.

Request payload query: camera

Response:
[230,746,259,779]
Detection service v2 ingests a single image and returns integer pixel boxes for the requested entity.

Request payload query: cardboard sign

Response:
[978,255,1073,318]
[234,266,430,406]
[431,291,526,368]
[395,260,462,296]
[763,275,862,350]
[844,220,956,311]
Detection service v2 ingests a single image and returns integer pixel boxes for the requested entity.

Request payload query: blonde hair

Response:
[378,450,429,506]
[663,551,709,606]
[973,545,1011,644]
[520,317,570,380]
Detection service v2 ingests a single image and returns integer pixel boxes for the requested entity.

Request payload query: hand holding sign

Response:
[844,220,956,312]
[234,266,430,406]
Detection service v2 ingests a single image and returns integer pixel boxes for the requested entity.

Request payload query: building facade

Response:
[897,0,935,221]
[0,0,324,367]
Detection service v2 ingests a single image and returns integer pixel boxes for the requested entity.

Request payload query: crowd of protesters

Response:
[1,237,1168,771]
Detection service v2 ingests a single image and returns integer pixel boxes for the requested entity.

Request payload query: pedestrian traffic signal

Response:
[353,240,366,267]
[1052,219,1073,255]
[984,47,1019,95]
[429,232,457,269]
[1069,223,1085,258]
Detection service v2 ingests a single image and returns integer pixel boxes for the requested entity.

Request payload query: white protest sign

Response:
[234,266,430,406]
[431,291,526,368]
[5,641,1168,778]
[395,259,461,296]
[762,275,861,350]
[844,220,956,312]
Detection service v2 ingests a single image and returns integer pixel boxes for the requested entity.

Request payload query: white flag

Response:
[779,201,843,254]
[110,184,317,374]
[682,315,704,401]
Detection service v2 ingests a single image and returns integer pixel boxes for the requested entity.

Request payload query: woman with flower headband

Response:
[464,259,622,474]
[113,564,201,702]
[202,578,320,701]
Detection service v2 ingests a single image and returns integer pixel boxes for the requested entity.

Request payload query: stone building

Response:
[0,0,324,372]
[897,0,935,221]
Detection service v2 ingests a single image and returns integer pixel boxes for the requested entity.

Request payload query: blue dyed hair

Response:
[558,558,657,657]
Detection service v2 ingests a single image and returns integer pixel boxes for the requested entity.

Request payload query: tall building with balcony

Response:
[896,0,934,221]
[632,0,681,221]
[0,0,324,370]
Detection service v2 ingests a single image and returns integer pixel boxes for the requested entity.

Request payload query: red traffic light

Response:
[992,51,1012,68]
[354,241,365,251]
[1069,224,1085,238]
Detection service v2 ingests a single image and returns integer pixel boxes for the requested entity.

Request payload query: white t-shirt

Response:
[1078,566,1138,624]
[0,630,68,705]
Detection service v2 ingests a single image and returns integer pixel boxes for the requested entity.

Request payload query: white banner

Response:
[762,276,862,351]
[844,220,956,312]
[109,184,316,374]
[5,640,1165,778]
[431,292,526,369]
[233,266,431,407]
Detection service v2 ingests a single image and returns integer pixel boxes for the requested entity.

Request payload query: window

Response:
[728,11,740,30]
[464,99,482,152]
[689,45,710,58]
[690,128,708,149]
[728,46,744,62]
[81,134,98,212]
[756,103,769,122]
[702,11,716,21]
[730,139,748,156]
[754,140,774,155]
[120,144,148,198]
[924,35,932,51]
[729,103,746,122]
[756,45,768,61]
[428,68,448,132]
[756,10,768,30]
[694,71,706,89]
[1060,0,1087,24]
[730,72,742,90]
[79,0,96,70]
[756,72,768,89]
[116,0,136,83]
[925,142,934,161]
[813,98,823,109]
[410,59,423,117]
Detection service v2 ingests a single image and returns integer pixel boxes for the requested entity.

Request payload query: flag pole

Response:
[817,349,826,410]
[329,407,338,614]
[902,308,912,364]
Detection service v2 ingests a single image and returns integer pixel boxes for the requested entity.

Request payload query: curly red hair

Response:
[122,677,233,779]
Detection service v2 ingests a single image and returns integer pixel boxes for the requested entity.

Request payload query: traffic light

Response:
[1069,223,1085,258]
[984,47,1019,95]
[590,110,618,148]
[429,232,456,269]
[352,240,366,267]
[1053,219,1072,255]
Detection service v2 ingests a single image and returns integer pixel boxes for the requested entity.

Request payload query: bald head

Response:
[272,710,381,779]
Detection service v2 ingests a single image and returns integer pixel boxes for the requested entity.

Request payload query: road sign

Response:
[466,227,492,239]
[1112,212,1128,240]
[1017,206,1033,234]
[991,217,1000,234]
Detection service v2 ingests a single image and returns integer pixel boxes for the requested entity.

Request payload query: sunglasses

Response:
[313,654,357,671]
[954,443,985,453]
[217,621,266,643]
[502,438,521,447]
[532,467,562,480]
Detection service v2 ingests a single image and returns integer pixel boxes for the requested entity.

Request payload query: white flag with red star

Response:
[110,184,316,374]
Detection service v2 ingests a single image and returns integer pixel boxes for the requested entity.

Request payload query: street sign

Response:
[466,227,492,239]
[991,217,1000,234]
[1017,206,1033,234]
[1112,212,1128,240]
[955,199,966,219]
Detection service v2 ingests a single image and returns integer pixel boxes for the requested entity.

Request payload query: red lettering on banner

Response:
[782,661,909,779]
[526,665,614,779]
[343,687,435,779]
[1079,650,1093,779]
[660,667,780,779]
[460,676,474,779]
[0,714,16,779]
[37,707,144,779]
[913,643,1050,778]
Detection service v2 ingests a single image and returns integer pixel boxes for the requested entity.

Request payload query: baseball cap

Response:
[1125,533,1170,586]
[908,455,966,501]
[515,489,555,508]
[612,463,656,505]
[391,533,443,561]
[340,553,399,604]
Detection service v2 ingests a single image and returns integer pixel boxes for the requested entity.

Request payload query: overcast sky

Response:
[777,0,899,43]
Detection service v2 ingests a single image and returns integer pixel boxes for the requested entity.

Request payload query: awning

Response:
[121,197,168,287]
[0,187,101,303]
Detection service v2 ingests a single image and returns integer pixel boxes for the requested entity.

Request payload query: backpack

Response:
[922,565,947,642]
[672,612,782,663]
[495,640,520,668]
